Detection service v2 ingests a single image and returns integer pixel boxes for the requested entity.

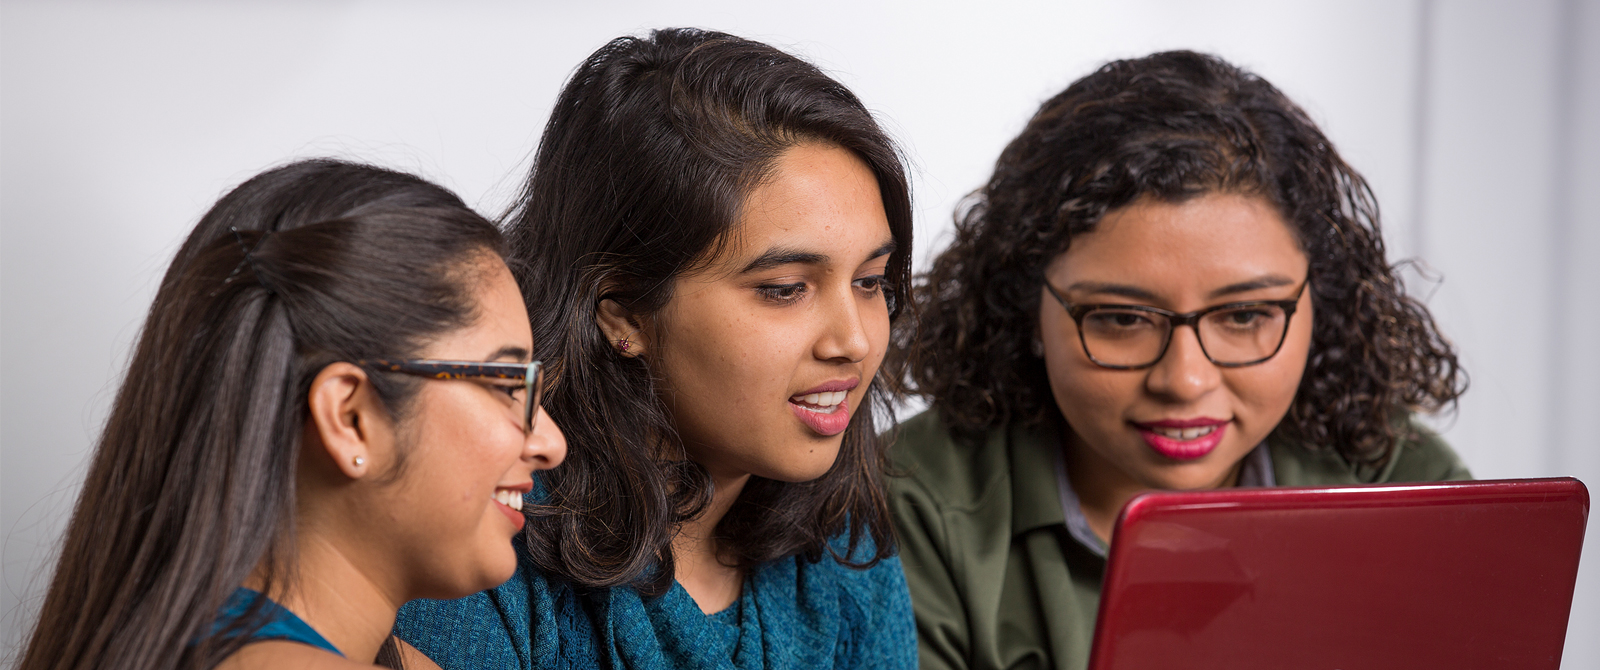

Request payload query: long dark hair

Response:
[507,28,913,595]
[19,159,504,670]
[897,50,1464,466]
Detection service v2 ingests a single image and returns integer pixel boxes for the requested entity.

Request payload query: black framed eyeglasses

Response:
[1043,279,1308,370]
[359,359,544,433]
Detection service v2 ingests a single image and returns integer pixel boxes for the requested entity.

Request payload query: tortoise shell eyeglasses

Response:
[359,359,544,433]
[1043,278,1309,370]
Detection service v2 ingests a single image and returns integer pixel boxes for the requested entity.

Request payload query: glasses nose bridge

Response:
[1156,309,1215,364]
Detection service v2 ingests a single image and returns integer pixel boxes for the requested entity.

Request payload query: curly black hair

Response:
[895,51,1464,466]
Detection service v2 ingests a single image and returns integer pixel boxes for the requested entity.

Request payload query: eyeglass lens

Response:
[1079,304,1291,367]
[523,362,543,434]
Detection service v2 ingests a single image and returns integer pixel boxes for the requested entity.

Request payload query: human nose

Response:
[814,285,875,363]
[523,405,567,471]
[1144,324,1221,401]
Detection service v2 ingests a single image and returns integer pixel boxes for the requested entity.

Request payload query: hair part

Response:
[20,159,504,670]
[895,50,1464,466]
[506,27,912,595]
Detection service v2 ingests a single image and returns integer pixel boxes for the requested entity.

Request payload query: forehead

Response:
[1051,193,1306,287]
[421,255,532,359]
[708,142,892,268]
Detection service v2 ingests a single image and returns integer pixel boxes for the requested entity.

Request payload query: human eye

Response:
[755,282,808,303]
[852,274,887,297]
[1081,308,1160,337]
[482,377,525,401]
[1211,306,1280,331]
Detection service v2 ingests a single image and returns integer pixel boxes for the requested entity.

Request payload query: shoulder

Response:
[807,530,913,606]
[1269,416,1472,485]
[795,542,918,669]
[215,641,368,670]
[887,409,1013,513]
[1380,420,1473,482]
[394,555,546,668]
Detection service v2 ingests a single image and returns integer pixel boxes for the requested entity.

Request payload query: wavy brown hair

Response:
[896,51,1463,466]
[506,28,911,595]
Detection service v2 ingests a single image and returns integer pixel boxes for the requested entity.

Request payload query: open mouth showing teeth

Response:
[1148,425,1219,441]
[790,390,846,413]
[493,489,524,511]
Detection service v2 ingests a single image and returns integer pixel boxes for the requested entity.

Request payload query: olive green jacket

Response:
[887,409,1471,670]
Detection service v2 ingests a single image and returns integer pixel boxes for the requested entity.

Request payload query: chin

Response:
[456,560,519,597]
[1141,465,1235,492]
[761,451,843,483]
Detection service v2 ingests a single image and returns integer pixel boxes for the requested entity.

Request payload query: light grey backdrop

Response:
[3,0,1597,666]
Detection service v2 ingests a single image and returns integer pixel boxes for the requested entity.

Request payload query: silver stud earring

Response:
[353,456,365,467]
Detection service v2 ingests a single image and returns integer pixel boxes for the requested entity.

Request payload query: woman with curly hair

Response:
[888,51,1469,670]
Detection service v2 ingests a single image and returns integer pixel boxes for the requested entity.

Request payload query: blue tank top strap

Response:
[212,587,343,656]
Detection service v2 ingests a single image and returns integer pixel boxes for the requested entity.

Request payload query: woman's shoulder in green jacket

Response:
[888,408,1010,509]
[1269,418,1472,486]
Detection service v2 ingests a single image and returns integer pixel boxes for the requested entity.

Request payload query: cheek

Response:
[1041,333,1134,432]
[657,303,800,438]
[1250,296,1314,406]
[1225,330,1311,425]
[1046,356,1134,428]
[412,393,522,493]
[863,301,891,366]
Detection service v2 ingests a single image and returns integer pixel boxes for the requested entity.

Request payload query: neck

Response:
[248,530,401,662]
[672,467,750,614]
[1063,431,1243,546]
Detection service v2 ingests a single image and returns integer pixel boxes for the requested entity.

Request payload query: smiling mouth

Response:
[790,390,847,413]
[492,488,525,511]
[1134,420,1228,460]
[1146,425,1220,441]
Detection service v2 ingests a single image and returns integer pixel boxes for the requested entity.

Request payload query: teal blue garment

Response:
[212,587,342,656]
[395,533,916,670]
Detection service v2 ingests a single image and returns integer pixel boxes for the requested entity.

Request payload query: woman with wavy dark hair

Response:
[888,51,1469,670]
[394,28,916,670]
[17,159,566,670]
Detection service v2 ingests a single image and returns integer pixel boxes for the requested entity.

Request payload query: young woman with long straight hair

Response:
[18,159,566,670]
[395,28,917,669]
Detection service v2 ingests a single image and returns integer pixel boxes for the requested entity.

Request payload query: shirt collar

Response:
[1008,418,1071,536]
[1045,434,1279,558]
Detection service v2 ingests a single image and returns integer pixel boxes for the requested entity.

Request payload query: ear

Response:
[305,362,394,480]
[596,297,649,358]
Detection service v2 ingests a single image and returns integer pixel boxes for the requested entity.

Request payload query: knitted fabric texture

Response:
[395,533,916,670]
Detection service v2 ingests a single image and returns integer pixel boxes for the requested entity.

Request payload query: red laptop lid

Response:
[1086,478,1589,670]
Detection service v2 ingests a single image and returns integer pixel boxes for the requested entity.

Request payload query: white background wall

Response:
[2,0,1596,666]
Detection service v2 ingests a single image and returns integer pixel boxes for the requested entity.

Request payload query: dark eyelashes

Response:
[756,282,808,301]
[755,275,890,304]
[479,380,523,400]
[855,275,887,292]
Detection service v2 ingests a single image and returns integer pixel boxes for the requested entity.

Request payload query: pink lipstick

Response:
[1133,417,1228,460]
[789,379,858,437]
[493,484,531,531]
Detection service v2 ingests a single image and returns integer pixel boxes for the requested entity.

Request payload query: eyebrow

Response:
[1063,274,1299,302]
[738,239,898,274]
[1206,275,1298,299]
[1061,281,1160,301]
[741,248,827,274]
[484,346,531,363]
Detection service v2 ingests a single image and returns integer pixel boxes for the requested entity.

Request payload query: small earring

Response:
[352,456,365,467]
[616,339,631,353]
